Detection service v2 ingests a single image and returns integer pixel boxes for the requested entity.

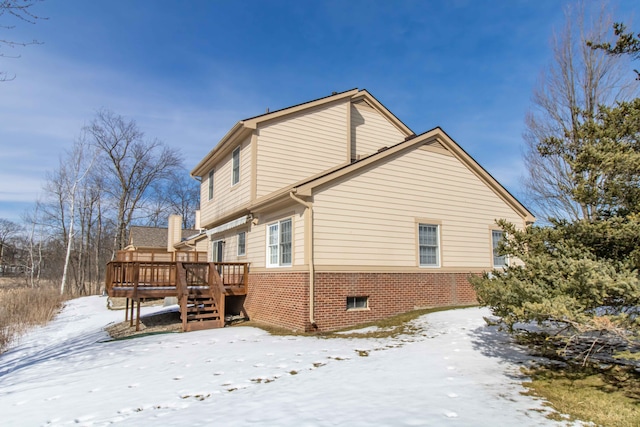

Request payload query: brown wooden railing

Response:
[209,265,226,327]
[115,250,207,262]
[105,261,177,298]
[176,262,189,332]
[216,262,248,295]
[105,261,249,297]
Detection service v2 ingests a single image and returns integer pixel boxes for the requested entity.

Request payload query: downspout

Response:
[289,191,317,329]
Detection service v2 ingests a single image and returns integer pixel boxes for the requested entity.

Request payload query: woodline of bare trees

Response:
[0,109,199,296]
[522,1,639,222]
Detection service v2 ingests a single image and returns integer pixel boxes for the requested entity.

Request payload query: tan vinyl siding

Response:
[205,228,249,262]
[350,103,406,160]
[199,136,252,227]
[194,238,208,252]
[245,205,306,268]
[312,147,523,268]
[256,101,348,198]
[246,220,265,268]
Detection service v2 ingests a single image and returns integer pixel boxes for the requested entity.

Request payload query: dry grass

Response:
[523,366,640,427]
[0,285,64,353]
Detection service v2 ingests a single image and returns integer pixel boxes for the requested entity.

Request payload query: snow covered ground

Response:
[0,297,580,426]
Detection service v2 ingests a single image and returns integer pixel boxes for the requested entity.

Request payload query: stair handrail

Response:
[208,262,226,327]
[176,262,189,331]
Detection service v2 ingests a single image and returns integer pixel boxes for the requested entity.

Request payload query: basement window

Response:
[346,296,368,311]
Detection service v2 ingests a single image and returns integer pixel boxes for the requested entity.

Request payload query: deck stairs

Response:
[182,288,224,331]
[105,260,247,332]
[177,262,226,332]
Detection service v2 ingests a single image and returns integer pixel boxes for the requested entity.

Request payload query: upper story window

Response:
[208,169,214,200]
[492,230,507,268]
[267,218,292,267]
[237,231,246,257]
[419,223,440,267]
[232,147,240,185]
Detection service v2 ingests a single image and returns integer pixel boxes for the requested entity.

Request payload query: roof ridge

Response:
[242,88,358,122]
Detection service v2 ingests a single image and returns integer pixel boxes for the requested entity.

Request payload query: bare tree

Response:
[87,109,183,252]
[0,218,23,275]
[20,201,45,287]
[168,173,199,229]
[0,0,45,82]
[58,139,95,295]
[138,171,199,229]
[523,1,639,222]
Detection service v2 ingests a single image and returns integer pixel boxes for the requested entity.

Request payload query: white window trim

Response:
[492,229,508,268]
[418,223,440,268]
[231,147,240,186]
[211,239,223,263]
[266,218,292,268]
[237,231,246,257]
[208,169,214,200]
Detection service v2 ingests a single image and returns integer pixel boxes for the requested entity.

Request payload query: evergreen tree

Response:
[471,98,640,354]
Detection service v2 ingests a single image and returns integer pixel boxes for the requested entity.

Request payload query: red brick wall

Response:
[244,272,309,331]
[244,271,477,332]
[313,272,477,331]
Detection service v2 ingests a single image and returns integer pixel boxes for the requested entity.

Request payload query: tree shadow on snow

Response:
[0,328,110,381]
[468,323,542,377]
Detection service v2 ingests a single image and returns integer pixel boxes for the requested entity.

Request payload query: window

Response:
[208,169,214,200]
[232,147,240,185]
[267,218,292,267]
[419,224,439,267]
[347,296,368,310]
[492,230,507,267]
[211,240,223,263]
[237,231,246,256]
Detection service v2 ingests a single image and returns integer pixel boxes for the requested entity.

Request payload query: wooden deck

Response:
[105,261,248,332]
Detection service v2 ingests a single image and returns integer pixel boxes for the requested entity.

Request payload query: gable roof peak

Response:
[191,88,414,177]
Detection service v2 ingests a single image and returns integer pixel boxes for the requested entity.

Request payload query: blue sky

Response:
[0,0,638,222]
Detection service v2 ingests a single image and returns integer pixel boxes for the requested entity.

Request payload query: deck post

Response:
[135,299,141,331]
[129,298,134,327]
[243,264,248,294]
[132,262,140,328]
[125,298,129,322]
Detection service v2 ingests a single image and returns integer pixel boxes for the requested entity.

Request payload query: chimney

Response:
[167,214,183,252]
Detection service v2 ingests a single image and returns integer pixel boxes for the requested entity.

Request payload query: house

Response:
[115,218,206,262]
[183,88,535,332]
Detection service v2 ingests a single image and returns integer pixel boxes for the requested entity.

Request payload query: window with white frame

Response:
[267,218,292,267]
[419,224,439,267]
[232,147,240,185]
[208,169,214,200]
[237,231,246,256]
[347,296,368,310]
[492,230,507,267]
[211,240,223,263]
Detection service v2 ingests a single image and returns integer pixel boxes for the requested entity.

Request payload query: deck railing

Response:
[105,261,249,297]
[114,250,207,262]
[106,261,177,298]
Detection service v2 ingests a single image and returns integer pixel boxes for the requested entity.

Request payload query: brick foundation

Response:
[245,271,477,332]
[245,272,310,331]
